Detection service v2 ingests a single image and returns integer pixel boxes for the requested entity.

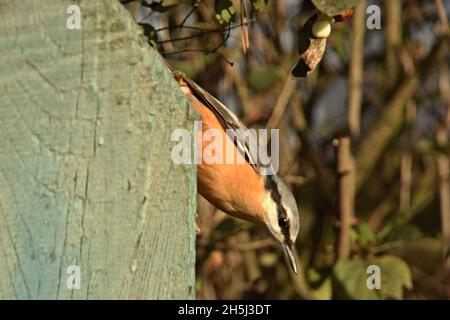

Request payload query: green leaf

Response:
[311,0,360,16]
[307,269,332,300]
[371,255,413,300]
[352,221,376,247]
[251,0,268,11]
[139,23,157,46]
[215,0,236,25]
[333,255,413,300]
[333,257,380,299]
[381,223,422,243]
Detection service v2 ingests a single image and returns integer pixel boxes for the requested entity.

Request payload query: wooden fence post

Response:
[0,0,196,299]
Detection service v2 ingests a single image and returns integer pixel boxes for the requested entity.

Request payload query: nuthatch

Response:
[160,54,300,274]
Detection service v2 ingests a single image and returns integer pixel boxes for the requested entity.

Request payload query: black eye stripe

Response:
[264,176,291,244]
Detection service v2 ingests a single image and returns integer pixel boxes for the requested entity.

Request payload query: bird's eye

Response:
[278,217,288,228]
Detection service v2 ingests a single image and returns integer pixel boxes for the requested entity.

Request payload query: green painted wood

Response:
[0,0,196,299]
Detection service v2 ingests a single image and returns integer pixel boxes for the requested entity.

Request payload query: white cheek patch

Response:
[286,208,300,244]
[282,207,296,245]
[262,194,284,243]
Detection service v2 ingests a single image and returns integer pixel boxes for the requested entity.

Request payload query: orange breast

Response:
[182,87,266,223]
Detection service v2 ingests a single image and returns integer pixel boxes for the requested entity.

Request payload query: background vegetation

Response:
[122,0,450,299]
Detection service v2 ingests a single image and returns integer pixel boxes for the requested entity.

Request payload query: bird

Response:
[158,52,300,274]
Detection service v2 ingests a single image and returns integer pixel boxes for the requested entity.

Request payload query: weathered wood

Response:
[0,0,196,299]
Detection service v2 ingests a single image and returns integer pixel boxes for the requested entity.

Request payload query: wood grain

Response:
[0,0,197,299]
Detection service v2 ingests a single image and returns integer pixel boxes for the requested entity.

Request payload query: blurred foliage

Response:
[122,0,450,300]
[248,65,281,91]
[311,0,360,16]
[333,255,412,299]
[140,0,180,12]
[251,0,268,12]
[140,23,157,46]
[215,0,236,24]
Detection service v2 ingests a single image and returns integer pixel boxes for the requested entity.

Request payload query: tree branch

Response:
[355,36,450,192]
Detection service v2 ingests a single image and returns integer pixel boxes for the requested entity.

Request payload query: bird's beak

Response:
[282,242,298,274]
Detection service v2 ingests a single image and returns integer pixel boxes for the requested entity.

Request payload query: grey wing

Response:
[181,75,261,171]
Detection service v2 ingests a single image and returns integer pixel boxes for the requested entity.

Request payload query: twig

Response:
[435,0,449,34]
[335,136,355,259]
[368,183,398,230]
[138,7,155,24]
[156,19,257,43]
[399,152,413,211]
[240,0,250,54]
[266,77,296,131]
[376,164,436,239]
[385,0,402,86]
[437,65,450,274]
[347,0,366,137]
[336,1,365,259]
[161,22,235,66]
[355,36,449,192]
[179,0,203,28]
[394,1,414,216]
[156,25,211,32]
